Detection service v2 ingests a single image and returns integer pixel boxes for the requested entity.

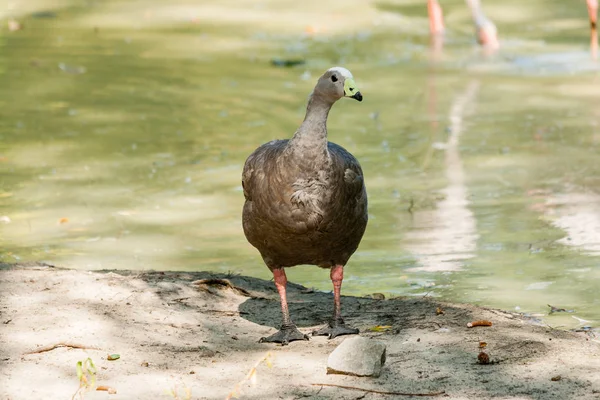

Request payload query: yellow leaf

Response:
[264,353,273,368]
[367,325,392,332]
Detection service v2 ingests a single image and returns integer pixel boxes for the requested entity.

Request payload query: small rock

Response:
[327,336,386,377]
[551,375,561,381]
[140,361,149,367]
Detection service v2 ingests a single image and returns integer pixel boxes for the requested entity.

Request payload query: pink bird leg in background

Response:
[428,0,445,35]
[465,0,499,49]
[588,0,598,59]
[428,0,498,50]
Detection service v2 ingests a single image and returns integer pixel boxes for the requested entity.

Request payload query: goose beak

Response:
[351,92,363,102]
[344,78,362,101]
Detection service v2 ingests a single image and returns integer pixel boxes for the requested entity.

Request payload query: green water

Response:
[1,0,599,329]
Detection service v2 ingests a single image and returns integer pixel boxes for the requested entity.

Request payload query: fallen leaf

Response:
[551,375,561,381]
[264,354,273,368]
[479,341,487,349]
[107,354,120,361]
[467,320,493,328]
[436,307,445,315]
[367,325,392,332]
[97,386,117,394]
[58,217,69,225]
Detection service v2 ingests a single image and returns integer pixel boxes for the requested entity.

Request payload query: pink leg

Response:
[589,0,598,26]
[428,0,445,35]
[331,264,344,321]
[476,22,499,49]
[588,0,598,60]
[273,268,292,327]
[312,264,359,339]
[466,0,499,50]
[259,268,309,345]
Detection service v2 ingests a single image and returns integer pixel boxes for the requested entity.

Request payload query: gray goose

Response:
[241,67,367,345]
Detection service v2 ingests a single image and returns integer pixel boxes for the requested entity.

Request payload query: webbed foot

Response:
[312,319,359,339]
[259,325,309,345]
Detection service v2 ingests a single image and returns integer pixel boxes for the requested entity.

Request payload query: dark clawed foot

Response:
[259,325,310,345]
[312,319,359,339]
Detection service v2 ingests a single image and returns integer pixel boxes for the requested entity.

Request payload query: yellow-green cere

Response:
[344,78,359,97]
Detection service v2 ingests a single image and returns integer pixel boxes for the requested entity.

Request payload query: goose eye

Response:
[331,75,338,82]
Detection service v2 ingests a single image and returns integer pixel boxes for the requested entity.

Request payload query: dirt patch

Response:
[1,262,599,400]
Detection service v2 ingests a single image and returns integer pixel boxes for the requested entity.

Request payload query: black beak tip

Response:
[352,91,363,102]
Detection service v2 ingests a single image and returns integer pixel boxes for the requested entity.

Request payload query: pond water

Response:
[1,0,599,329]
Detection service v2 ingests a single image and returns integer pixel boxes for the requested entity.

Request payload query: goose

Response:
[241,67,367,345]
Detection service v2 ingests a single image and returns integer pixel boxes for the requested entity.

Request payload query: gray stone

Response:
[326,336,386,377]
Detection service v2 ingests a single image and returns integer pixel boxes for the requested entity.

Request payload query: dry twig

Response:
[310,383,445,397]
[25,342,101,355]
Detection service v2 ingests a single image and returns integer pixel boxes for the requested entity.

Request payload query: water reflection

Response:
[546,192,600,256]
[404,81,480,273]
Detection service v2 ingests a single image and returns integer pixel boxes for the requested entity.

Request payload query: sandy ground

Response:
[1,263,600,400]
